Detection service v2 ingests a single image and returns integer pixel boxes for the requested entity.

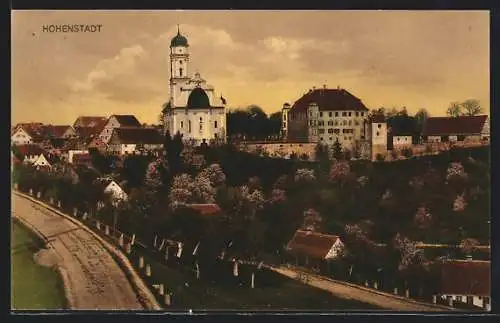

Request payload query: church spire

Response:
[177,24,180,35]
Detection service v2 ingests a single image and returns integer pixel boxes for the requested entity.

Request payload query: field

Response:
[11,220,66,310]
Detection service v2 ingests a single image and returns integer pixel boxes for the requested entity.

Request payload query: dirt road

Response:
[11,193,146,310]
[271,266,454,312]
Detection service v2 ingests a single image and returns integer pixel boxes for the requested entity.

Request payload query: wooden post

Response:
[195,261,200,280]
[125,243,131,254]
[145,264,151,277]
[405,289,410,298]
[432,295,437,304]
[251,272,255,289]
[165,246,169,261]
[57,201,61,208]
[448,297,453,307]
[96,221,101,230]
[73,208,78,217]
[365,280,369,287]
[131,234,136,246]
[82,212,88,221]
[50,197,54,204]
[164,293,171,306]
[139,256,144,269]
[159,284,164,296]
[119,234,124,247]
[37,191,41,199]
[153,235,158,248]
[393,287,398,295]
[233,260,239,277]
[29,189,33,196]
[373,281,378,290]
[105,225,110,236]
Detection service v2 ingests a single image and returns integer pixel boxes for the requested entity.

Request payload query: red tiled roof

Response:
[111,127,164,145]
[290,88,369,113]
[423,115,488,136]
[112,115,142,127]
[73,116,107,128]
[75,126,103,140]
[15,145,45,158]
[286,230,341,260]
[186,204,222,216]
[439,260,490,296]
[13,123,44,137]
[38,125,73,138]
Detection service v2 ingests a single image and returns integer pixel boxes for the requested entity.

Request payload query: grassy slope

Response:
[11,220,66,310]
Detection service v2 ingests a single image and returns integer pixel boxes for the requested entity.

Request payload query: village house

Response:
[11,127,34,145]
[72,153,92,167]
[73,116,107,129]
[95,178,128,203]
[422,115,489,143]
[107,127,164,155]
[32,153,59,170]
[87,136,107,153]
[73,116,108,145]
[39,125,76,139]
[99,115,142,144]
[68,150,90,164]
[14,145,46,164]
[286,230,345,272]
[438,259,490,310]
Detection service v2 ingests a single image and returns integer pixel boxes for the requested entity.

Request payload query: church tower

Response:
[169,25,190,107]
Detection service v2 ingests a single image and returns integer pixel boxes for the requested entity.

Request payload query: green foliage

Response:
[332,140,343,160]
[120,154,152,188]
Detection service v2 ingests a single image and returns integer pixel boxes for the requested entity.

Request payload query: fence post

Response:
[50,197,54,205]
[432,295,437,304]
[125,242,131,254]
[73,208,78,217]
[57,201,62,209]
[153,235,158,248]
[159,284,164,296]
[364,280,369,287]
[96,221,101,231]
[131,234,136,246]
[164,293,171,306]
[105,225,110,236]
[82,212,88,221]
[145,264,151,277]
[119,234,124,247]
[37,191,41,199]
[139,256,144,269]
[29,188,33,196]
[373,281,378,290]
[251,272,255,289]
[448,297,453,307]
[405,289,410,298]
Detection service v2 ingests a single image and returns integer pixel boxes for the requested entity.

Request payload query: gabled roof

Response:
[111,115,142,127]
[15,145,45,157]
[290,88,369,113]
[111,127,164,145]
[423,115,488,136]
[73,116,107,128]
[439,260,490,296]
[286,230,342,260]
[75,126,103,140]
[12,123,44,137]
[186,203,222,216]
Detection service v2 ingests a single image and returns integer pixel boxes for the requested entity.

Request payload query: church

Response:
[162,27,227,146]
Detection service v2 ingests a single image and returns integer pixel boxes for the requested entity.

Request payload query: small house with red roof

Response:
[15,144,46,164]
[438,259,490,310]
[423,115,489,143]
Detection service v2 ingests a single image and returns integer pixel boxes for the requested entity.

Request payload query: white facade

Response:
[99,116,123,144]
[23,153,41,164]
[440,294,490,311]
[33,154,51,168]
[11,128,33,145]
[324,238,345,260]
[104,180,128,202]
[68,150,89,164]
[393,135,412,147]
[281,104,291,137]
[163,29,227,146]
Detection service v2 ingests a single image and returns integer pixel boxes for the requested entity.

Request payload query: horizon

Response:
[11,10,490,125]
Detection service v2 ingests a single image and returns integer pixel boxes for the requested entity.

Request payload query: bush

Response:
[401,148,413,158]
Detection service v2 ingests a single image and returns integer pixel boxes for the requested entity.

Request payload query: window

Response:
[361,112,365,116]
[329,112,332,117]
[348,120,352,126]
[179,68,183,77]
[334,121,338,126]
[188,121,191,133]
[356,112,359,117]
[320,137,324,141]
[376,132,380,136]
[179,60,183,64]
[214,121,218,129]
[335,112,339,117]
[378,124,382,128]
[328,121,333,126]
[319,112,323,117]
[329,137,333,141]
[342,112,347,116]
[181,121,184,128]
[343,120,347,126]
[310,111,313,117]
[334,129,340,134]
[318,129,325,134]
[348,112,352,117]
[328,128,334,134]
[318,120,325,126]
[283,122,286,128]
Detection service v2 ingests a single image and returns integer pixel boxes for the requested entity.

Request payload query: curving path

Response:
[12,192,147,310]
[271,266,454,312]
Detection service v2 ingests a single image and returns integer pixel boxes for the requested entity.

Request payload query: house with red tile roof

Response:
[438,259,490,310]
[39,125,76,139]
[107,127,163,155]
[73,116,107,128]
[14,145,46,164]
[422,115,489,143]
[286,230,345,269]
[99,115,143,144]
[11,127,34,145]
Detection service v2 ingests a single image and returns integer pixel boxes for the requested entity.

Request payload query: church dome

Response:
[170,30,189,47]
[187,88,210,109]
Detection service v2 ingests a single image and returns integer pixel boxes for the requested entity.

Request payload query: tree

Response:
[414,108,430,136]
[461,99,482,116]
[302,208,323,232]
[446,102,462,117]
[332,140,343,160]
[163,130,184,177]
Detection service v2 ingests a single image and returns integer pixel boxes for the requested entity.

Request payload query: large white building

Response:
[162,27,227,146]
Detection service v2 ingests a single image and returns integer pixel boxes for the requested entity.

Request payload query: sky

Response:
[11,10,490,125]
